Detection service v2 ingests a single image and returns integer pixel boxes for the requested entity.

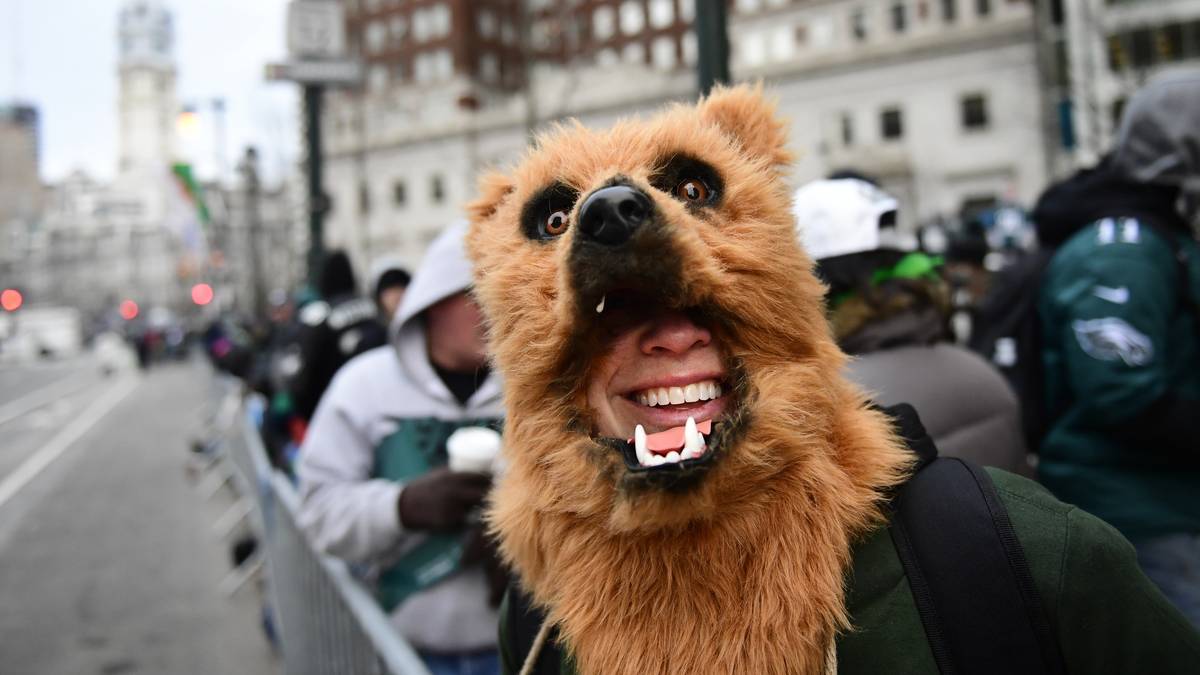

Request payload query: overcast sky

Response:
[1,0,300,186]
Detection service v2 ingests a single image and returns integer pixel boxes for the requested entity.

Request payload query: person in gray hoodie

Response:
[298,220,505,675]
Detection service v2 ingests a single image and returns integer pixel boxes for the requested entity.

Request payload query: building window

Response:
[480,53,499,83]
[682,31,698,65]
[740,32,767,67]
[393,181,407,208]
[770,26,795,61]
[976,0,991,17]
[961,93,989,130]
[620,1,645,35]
[593,6,615,41]
[737,0,763,13]
[851,9,868,41]
[623,41,646,65]
[652,36,677,70]
[941,0,957,22]
[431,174,445,204]
[680,0,696,23]
[650,0,675,28]
[891,2,908,32]
[841,113,854,146]
[881,107,903,140]
[366,20,388,52]
[478,10,496,39]
[359,182,371,215]
[368,64,388,92]
[597,48,620,67]
[390,15,407,41]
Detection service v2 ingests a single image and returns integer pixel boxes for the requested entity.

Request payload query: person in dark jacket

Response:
[793,177,1029,474]
[1034,70,1200,627]
[291,250,388,422]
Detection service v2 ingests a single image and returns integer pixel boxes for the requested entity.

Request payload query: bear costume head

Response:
[467,86,911,674]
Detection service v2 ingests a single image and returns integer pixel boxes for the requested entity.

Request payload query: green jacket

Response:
[498,470,1200,674]
[1037,218,1200,540]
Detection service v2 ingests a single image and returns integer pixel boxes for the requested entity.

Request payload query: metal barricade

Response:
[225,393,431,675]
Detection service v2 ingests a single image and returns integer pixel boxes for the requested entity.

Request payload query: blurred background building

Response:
[316,0,1200,274]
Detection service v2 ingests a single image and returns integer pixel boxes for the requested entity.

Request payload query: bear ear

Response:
[699,84,791,167]
[468,171,515,223]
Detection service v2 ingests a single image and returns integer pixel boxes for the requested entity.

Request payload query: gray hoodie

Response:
[297,220,504,653]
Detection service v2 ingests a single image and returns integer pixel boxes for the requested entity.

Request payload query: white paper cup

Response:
[447,427,502,473]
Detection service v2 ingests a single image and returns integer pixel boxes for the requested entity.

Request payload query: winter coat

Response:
[846,345,1028,475]
[498,469,1200,673]
[297,221,504,653]
[1037,216,1200,540]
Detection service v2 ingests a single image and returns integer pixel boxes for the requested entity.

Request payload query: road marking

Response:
[0,373,95,428]
[0,376,139,511]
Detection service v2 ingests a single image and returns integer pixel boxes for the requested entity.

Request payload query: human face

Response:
[378,286,406,321]
[586,309,729,440]
[425,292,488,372]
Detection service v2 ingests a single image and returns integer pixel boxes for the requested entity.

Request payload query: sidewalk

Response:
[0,361,277,675]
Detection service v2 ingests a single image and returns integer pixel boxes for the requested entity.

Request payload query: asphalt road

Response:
[0,356,277,675]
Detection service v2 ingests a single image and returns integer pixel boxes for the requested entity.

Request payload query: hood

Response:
[319,250,358,299]
[368,255,411,300]
[1111,68,1200,194]
[390,219,474,341]
[1032,157,1184,247]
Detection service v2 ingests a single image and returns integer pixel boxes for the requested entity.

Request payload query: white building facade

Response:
[320,0,1197,271]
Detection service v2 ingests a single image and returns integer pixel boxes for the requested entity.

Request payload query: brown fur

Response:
[467,86,912,674]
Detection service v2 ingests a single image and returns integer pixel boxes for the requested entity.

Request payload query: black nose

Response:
[577,185,651,246]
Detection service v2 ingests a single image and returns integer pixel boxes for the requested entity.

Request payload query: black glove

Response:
[396,467,491,532]
[463,524,511,608]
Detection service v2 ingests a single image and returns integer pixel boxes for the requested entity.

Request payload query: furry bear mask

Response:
[467,86,911,674]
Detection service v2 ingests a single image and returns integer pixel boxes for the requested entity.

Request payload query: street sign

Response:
[265,59,363,86]
[287,1,346,58]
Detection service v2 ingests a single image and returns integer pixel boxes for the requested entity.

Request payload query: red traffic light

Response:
[119,300,139,321]
[1,289,22,312]
[191,283,214,306]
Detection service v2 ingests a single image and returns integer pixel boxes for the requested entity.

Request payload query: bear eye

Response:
[544,210,569,236]
[674,178,710,203]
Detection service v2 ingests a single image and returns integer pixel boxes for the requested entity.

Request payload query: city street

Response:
[0,356,276,675]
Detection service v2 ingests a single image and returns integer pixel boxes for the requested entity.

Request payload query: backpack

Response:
[506,404,1066,675]
[968,217,1194,450]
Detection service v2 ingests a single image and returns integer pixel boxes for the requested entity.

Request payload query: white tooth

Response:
[596,295,606,314]
[714,383,723,398]
[684,384,700,403]
[700,382,713,401]
[684,416,702,457]
[646,390,658,407]
[634,425,651,466]
[668,387,685,405]
[649,454,666,466]
[657,388,670,405]
[637,394,647,406]
[665,451,681,463]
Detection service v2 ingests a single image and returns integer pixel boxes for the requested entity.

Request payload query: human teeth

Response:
[714,383,722,398]
[596,295,606,313]
[634,425,651,466]
[665,451,681,463]
[684,384,700,403]
[657,388,669,405]
[668,387,685,404]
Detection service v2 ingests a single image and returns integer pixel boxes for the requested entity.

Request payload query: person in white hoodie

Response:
[298,220,505,675]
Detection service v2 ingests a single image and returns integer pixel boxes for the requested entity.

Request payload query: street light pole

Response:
[304,84,325,288]
[695,0,731,96]
[240,147,268,318]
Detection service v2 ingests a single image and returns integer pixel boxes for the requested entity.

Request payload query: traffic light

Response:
[191,283,214,306]
[1,288,22,312]
[120,300,139,321]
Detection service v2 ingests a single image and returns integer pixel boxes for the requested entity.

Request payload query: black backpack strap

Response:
[889,453,1065,675]
[507,584,563,675]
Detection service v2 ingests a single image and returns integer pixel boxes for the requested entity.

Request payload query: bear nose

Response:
[577,185,651,246]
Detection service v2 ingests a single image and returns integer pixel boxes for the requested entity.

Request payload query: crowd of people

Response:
[204,71,1199,674]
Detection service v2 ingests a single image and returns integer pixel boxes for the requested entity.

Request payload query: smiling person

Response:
[465,86,1200,675]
